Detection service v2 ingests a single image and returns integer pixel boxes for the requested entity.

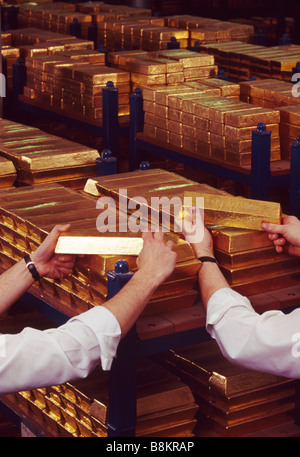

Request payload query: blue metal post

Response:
[98,44,108,66]
[289,136,300,218]
[253,29,267,46]
[250,123,271,201]
[13,58,26,121]
[129,87,144,171]
[96,148,118,176]
[102,81,119,157]
[7,6,17,29]
[88,22,97,48]
[190,40,201,52]
[69,18,81,38]
[139,160,150,170]
[279,33,292,46]
[167,37,180,49]
[13,58,26,97]
[106,261,137,437]
[217,69,229,81]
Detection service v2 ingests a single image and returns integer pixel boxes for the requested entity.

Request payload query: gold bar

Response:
[181,191,282,231]
[210,226,274,253]
[215,245,286,268]
[55,236,144,255]
[225,107,280,127]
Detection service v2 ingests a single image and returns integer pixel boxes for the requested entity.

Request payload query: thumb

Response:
[42,224,71,250]
[261,222,284,235]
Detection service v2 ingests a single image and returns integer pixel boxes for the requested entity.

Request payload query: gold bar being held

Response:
[55,236,144,256]
[180,191,282,231]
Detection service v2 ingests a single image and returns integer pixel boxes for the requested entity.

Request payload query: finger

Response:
[166,240,174,249]
[275,245,284,254]
[268,233,280,241]
[54,261,75,270]
[44,224,71,248]
[261,222,284,235]
[153,230,164,241]
[273,238,286,246]
[57,266,74,277]
[142,231,153,243]
[55,254,75,263]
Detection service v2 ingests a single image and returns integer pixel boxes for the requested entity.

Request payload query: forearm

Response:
[103,269,159,337]
[0,258,35,315]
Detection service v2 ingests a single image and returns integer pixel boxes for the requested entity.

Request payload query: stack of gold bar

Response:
[17,2,91,36]
[165,15,254,44]
[0,119,99,188]
[3,358,198,437]
[154,340,296,437]
[278,106,300,159]
[17,2,77,29]
[198,77,240,100]
[199,41,300,82]
[239,79,300,160]
[240,78,299,109]
[108,49,149,69]
[141,83,281,165]
[16,2,153,44]
[84,169,300,296]
[108,49,184,91]
[0,173,202,317]
[0,156,17,189]
[149,49,218,81]
[125,57,185,91]
[100,20,190,53]
[23,51,131,119]
[1,46,20,90]
[10,27,93,50]
[136,25,189,52]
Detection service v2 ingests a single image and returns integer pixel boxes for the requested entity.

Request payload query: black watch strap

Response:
[24,254,40,281]
[198,256,218,265]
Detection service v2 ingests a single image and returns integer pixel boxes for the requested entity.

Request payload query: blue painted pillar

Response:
[289,135,300,218]
[250,123,271,201]
[129,87,144,171]
[102,81,119,157]
[69,18,81,38]
[106,261,137,437]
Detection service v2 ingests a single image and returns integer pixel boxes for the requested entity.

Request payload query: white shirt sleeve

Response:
[0,306,121,395]
[206,287,300,379]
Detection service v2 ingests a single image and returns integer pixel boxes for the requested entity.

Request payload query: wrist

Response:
[134,267,163,292]
[29,252,44,278]
[193,246,214,258]
[24,254,41,282]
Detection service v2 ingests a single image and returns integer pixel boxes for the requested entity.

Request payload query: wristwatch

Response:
[24,254,41,281]
[198,256,218,265]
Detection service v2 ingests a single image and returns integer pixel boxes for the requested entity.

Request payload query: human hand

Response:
[31,224,76,280]
[262,215,300,257]
[137,230,177,287]
[176,207,214,258]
